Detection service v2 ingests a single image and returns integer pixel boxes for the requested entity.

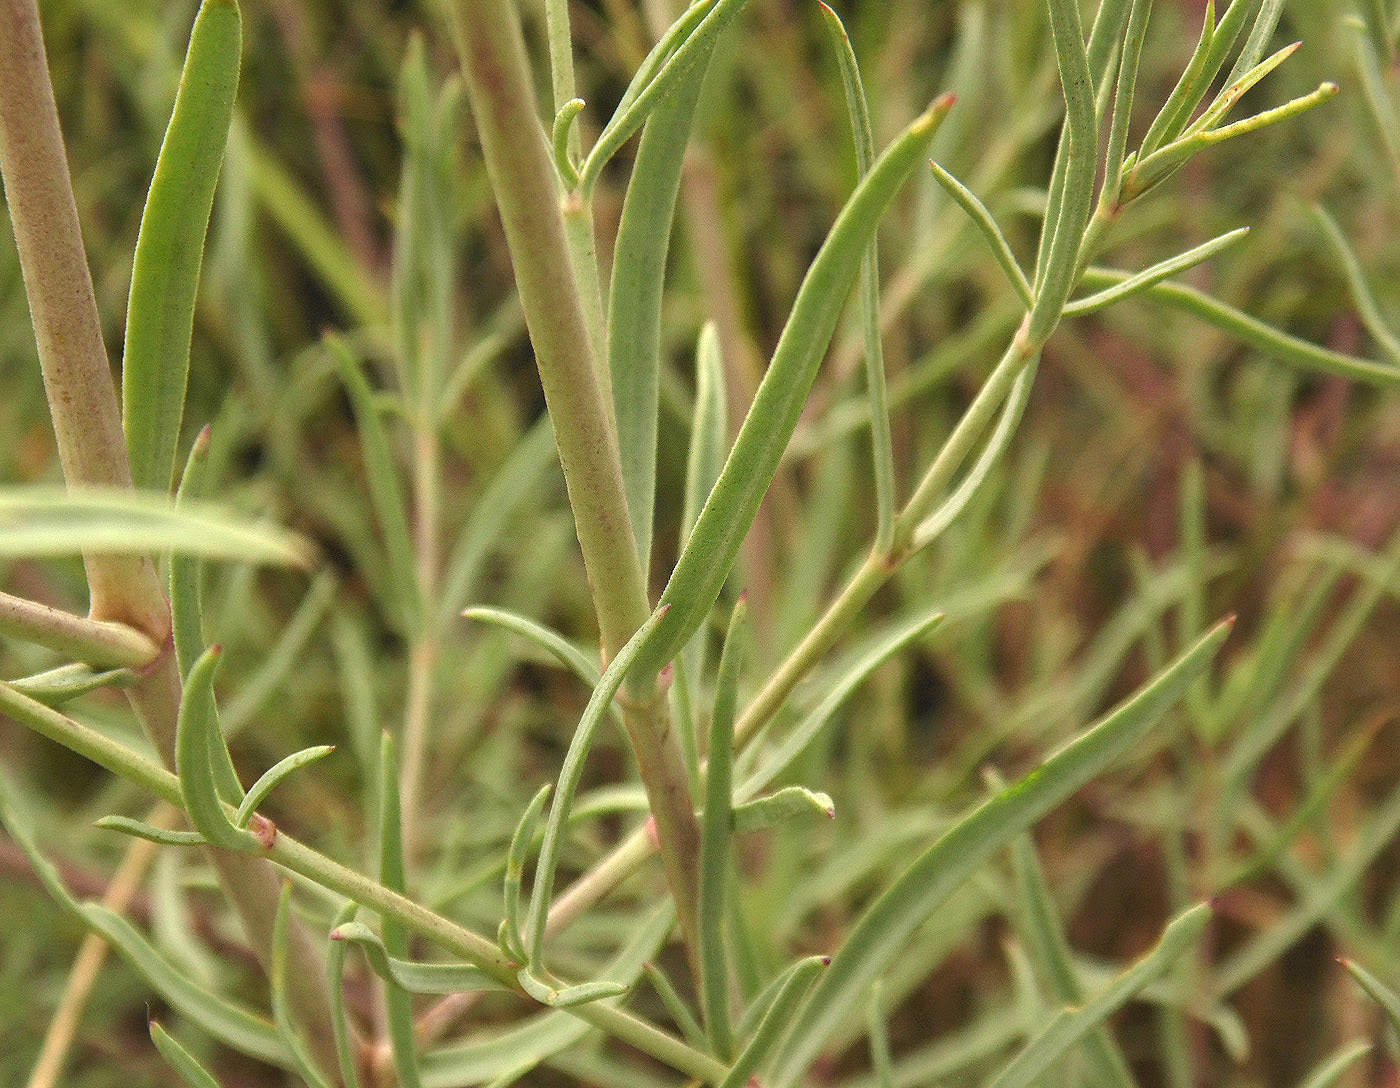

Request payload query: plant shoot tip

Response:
[819,955,832,965]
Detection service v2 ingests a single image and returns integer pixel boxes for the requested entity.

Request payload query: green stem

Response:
[448,0,704,968]
[0,678,725,1084]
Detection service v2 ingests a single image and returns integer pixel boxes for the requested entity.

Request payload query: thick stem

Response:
[0,0,167,641]
[0,5,342,1075]
[449,0,704,961]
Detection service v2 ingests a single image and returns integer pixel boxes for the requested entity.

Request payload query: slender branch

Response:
[0,592,161,668]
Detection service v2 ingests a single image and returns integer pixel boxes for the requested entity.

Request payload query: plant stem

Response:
[0,592,161,668]
[0,0,169,642]
[0,679,725,1084]
[448,0,704,970]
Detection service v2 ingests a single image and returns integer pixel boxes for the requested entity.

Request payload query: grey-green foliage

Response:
[3,1,1399,1087]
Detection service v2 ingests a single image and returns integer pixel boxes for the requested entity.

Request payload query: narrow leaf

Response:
[327,334,422,633]
[1063,227,1249,316]
[767,620,1232,1087]
[638,97,954,678]
[985,903,1211,1088]
[731,786,835,834]
[930,162,1032,308]
[502,783,553,962]
[233,745,336,828]
[644,962,709,1050]
[271,882,333,1088]
[333,922,505,995]
[8,663,136,706]
[518,966,629,1008]
[170,424,212,678]
[681,323,729,547]
[0,487,312,565]
[608,41,714,570]
[326,901,365,1088]
[150,1020,225,1088]
[1342,959,1400,1042]
[95,815,206,847]
[123,0,241,492]
[720,956,826,1088]
[700,596,748,1058]
[526,605,672,969]
[821,1,897,549]
[377,732,424,1088]
[463,606,601,688]
[175,647,252,850]
[1076,271,1400,388]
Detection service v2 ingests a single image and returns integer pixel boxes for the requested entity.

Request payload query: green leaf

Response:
[1009,834,1137,1088]
[463,606,601,689]
[420,904,674,1087]
[502,783,553,963]
[1310,203,1400,368]
[175,647,251,850]
[325,901,365,1088]
[7,663,137,706]
[122,0,241,493]
[607,39,714,571]
[820,1,897,550]
[170,425,212,679]
[929,162,1032,308]
[526,605,671,968]
[680,322,729,550]
[95,815,206,847]
[1075,271,1400,388]
[376,732,425,1088]
[150,1020,226,1088]
[518,966,629,1008]
[721,956,826,1088]
[578,0,726,192]
[333,922,506,995]
[271,882,334,1088]
[984,903,1211,1088]
[1295,1042,1374,1088]
[643,962,709,1051]
[637,97,954,679]
[700,596,747,1058]
[232,744,336,828]
[766,619,1232,1087]
[731,786,835,834]
[327,335,422,634]
[1063,227,1249,316]
[0,487,312,565]
[737,607,943,791]
[83,901,288,1066]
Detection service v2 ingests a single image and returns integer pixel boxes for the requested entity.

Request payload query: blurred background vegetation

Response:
[5,0,1400,1085]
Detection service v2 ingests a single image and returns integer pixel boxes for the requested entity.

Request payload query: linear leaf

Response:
[502,783,553,962]
[700,596,748,1058]
[8,663,137,706]
[731,786,835,834]
[0,487,312,565]
[1063,227,1249,316]
[821,1,897,549]
[767,620,1231,1087]
[609,40,714,571]
[123,0,240,493]
[333,922,505,995]
[175,647,252,850]
[518,967,629,1008]
[150,1020,225,1088]
[637,97,954,679]
[985,904,1211,1088]
[526,606,671,968]
[720,956,826,1088]
[233,745,336,828]
[94,816,206,846]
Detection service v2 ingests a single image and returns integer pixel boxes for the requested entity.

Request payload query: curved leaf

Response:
[123,0,241,492]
